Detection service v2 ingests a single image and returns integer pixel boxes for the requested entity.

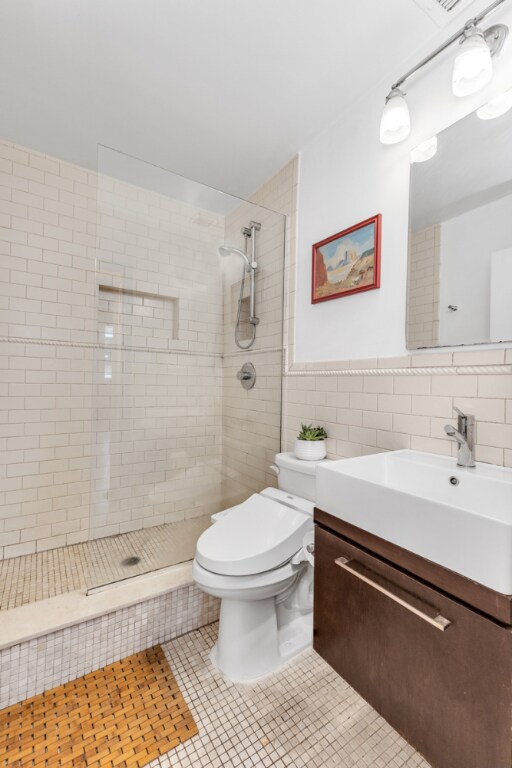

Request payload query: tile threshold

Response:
[0,561,193,651]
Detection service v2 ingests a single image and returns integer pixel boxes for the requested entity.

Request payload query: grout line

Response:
[0,336,283,360]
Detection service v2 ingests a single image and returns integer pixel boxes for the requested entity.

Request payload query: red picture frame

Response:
[311,214,381,304]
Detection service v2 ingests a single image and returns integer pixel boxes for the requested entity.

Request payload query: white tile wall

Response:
[96,173,224,356]
[0,138,291,559]
[90,350,224,539]
[221,350,283,506]
[220,160,294,502]
[0,340,96,556]
[0,139,227,557]
[407,225,440,348]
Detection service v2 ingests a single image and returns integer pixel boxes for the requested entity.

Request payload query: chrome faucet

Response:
[444,407,475,468]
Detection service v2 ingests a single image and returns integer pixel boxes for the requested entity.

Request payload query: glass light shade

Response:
[379,90,411,145]
[410,135,438,163]
[476,88,512,120]
[452,31,493,97]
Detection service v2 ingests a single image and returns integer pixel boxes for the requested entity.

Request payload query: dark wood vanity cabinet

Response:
[314,513,512,768]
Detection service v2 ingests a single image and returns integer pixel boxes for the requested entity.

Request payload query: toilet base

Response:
[277,612,312,665]
[211,597,312,683]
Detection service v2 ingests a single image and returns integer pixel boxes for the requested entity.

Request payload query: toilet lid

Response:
[195,493,312,576]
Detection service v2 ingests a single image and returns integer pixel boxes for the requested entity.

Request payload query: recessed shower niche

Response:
[98,285,179,349]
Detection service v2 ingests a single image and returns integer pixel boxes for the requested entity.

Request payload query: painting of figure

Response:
[311,214,381,303]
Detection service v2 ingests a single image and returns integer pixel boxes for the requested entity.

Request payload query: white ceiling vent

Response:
[412,0,478,27]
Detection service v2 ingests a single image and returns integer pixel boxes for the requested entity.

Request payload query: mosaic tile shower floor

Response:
[149,624,431,768]
[0,515,211,611]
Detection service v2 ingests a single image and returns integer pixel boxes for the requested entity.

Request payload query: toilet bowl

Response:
[193,453,328,682]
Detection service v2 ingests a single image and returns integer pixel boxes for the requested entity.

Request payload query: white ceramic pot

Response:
[294,439,327,461]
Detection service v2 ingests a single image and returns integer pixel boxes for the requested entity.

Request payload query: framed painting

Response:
[311,214,381,303]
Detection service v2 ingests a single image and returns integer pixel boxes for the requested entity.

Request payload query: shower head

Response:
[218,245,256,270]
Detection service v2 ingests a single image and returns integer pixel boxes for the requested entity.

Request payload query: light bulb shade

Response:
[379,90,411,145]
[452,30,492,97]
[410,135,438,163]
[476,88,512,120]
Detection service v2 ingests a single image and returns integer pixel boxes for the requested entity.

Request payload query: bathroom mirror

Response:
[406,103,512,349]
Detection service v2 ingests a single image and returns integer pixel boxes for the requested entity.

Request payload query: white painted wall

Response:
[439,195,512,346]
[295,3,512,362]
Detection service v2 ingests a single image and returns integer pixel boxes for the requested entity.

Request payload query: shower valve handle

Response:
[236,362,256,390]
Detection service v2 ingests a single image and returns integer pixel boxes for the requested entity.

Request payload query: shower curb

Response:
[0,566,219,709]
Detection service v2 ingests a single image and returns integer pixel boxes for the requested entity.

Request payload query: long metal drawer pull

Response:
[335,557,451,632]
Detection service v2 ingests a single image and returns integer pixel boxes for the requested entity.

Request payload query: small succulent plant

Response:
[297,423,327,441]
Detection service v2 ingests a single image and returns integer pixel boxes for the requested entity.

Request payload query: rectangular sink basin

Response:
[316,450,512,594]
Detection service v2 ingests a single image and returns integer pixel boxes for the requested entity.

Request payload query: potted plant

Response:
[294,423,328,461]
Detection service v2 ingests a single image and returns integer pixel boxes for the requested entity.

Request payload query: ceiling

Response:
[0,0,488,198]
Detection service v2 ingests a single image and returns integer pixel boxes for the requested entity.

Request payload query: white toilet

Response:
[193,452,328,682]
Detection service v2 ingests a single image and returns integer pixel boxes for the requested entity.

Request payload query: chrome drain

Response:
[121,556,141,567]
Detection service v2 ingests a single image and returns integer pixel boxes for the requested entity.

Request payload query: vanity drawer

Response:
[314,524,512,768]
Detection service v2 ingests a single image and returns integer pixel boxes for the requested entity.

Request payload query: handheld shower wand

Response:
[219,221,261,350]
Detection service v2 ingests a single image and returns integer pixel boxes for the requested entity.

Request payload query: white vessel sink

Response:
[316,450,512,594]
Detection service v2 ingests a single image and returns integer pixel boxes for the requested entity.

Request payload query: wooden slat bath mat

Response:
[0,645,198,767]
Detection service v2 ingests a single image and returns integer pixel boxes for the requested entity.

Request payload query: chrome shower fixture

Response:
[218,221,261,350]
[218,245,255,271]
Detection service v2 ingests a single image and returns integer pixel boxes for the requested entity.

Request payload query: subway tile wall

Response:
[0,140,228,558]
[220,160,295,504]
[0,341,96,557]
[94,161,225,541]
[406,225,440,349]
[284,351,512,467]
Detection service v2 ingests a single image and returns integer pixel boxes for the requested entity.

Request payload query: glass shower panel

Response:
[87,147,285,591]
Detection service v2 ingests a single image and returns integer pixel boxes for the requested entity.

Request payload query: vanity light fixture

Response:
[410,135,438,163]
[452,22,493,96]
[476,86,512,118]
[379,88,411,144]
[380,0,509,145]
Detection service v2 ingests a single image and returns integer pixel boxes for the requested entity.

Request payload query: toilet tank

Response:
[274,452,329,503]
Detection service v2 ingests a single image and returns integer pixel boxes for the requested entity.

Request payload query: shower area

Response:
[0,140,285,611]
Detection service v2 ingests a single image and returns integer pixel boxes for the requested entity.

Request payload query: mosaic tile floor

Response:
[0,515,211,612]
[149,624,432,768]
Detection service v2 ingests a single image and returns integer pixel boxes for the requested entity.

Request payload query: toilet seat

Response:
[192,558,299,601]
[195,490,312,577]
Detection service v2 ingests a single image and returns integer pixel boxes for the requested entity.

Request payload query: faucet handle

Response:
[453,406,475,443]
[453,405,474,424]
[453,407,467,435]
